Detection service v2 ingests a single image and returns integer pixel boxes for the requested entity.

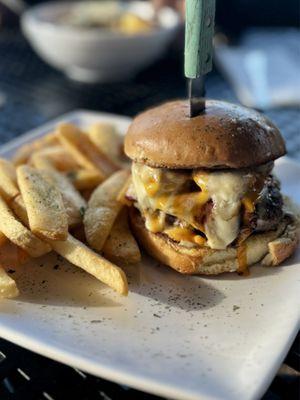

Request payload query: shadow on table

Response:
[125,255,226,312]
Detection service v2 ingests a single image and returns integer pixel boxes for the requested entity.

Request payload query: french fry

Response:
[116,175,133,206]
[88,123,123,163]
[30,152,53,170]
[10,194,29,227]
[50,234,128,295]
[31,150,86,227]
[56,123,119,177]
[103,208,141,264]
[31,146,79,172]
[0,158,19,201]
[84,170,129,251]
[0,160,15,246]
[13,133,58,165]
[0,159,29,225]
[3,123,135,298]
[66,169,103,191]
[13,145,32,166]
[0,195,51,257]
[0,267,19,298]
[41,169,86,228]
[17,166,68,241]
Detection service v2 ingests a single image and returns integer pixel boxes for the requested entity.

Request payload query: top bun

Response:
[124,100,286,169]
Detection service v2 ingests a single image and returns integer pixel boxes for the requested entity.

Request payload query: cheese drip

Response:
[131,163,210,247]
[131,163,208,233]
[194,171,251,249]
[131,162,272,250]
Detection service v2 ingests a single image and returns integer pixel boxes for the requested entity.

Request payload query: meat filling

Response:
[253,176,283,232]
[128,162,283,250]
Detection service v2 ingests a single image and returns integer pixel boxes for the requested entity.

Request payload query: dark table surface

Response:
[0,30,299,400]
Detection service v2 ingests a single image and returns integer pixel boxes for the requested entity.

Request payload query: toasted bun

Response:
[129,202,299,275]
[125,100,286,169]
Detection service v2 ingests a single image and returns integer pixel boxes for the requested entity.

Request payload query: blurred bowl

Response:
[21,1,180,83]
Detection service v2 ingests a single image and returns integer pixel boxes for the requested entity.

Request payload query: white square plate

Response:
[0,110,299,400]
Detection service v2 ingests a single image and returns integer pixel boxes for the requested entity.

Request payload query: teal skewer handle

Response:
[184,0,216,79]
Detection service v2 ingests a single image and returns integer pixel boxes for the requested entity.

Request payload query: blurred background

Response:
[0,1,299,399]
[0,0,299,158]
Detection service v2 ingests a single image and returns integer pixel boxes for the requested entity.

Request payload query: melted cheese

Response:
[155,191,209,229]
[132,163,207,231]
[144,211,165,233]
[164,227,206,246]
[242,196,255,213]
[142,166,161,197]
[237,242,249,275]
[131,163,270,250]
[194,170,251,249]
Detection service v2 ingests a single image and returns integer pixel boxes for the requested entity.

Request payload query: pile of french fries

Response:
[0,121,141,299]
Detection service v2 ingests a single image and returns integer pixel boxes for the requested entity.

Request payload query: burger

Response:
[124,100,299,275]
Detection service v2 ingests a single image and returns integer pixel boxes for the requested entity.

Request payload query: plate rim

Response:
[0,321,214,400]
[0,308,299,400]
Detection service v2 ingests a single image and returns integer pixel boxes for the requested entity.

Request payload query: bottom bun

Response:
[129,198,299,275]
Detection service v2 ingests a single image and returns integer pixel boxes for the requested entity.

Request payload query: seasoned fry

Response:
[30,152,53,170]
[42,169,86,228]
[56,123,119,177]
[13,145,32,166]
[0,158,19,201]
[116,175,133,206]
[31,146,79,172]
[66,169,103,191]
[31,149,86,227]
[103,208,141,264]
[17,166,68,241]
[0,157,17,181]
[0,195,51,257]
[2,120,135,298]
[88,123,123,163]
[51,234,128,295]
[10,194,29,227]
[0,267,19,298]
[84,170,129,251]
[13,133,58,165]
[0,159,29,225]
[0,160,16,246]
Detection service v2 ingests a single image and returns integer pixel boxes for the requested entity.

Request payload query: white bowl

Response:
[21,1,180,83]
